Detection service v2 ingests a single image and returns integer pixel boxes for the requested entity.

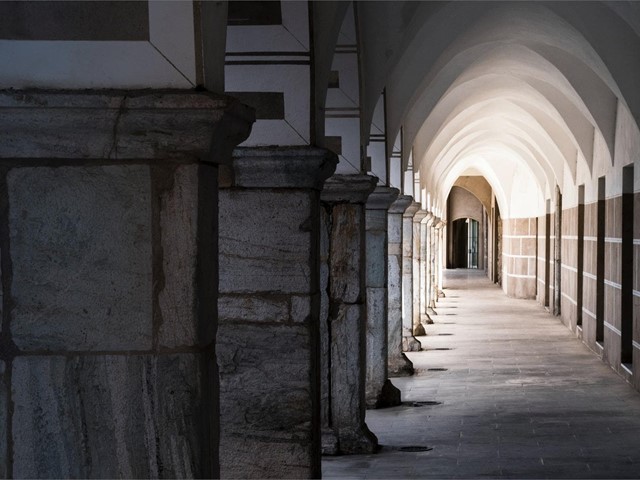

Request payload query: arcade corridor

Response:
[324,270,640,479]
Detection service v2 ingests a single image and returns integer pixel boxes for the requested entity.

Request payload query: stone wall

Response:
[560,206,579,331]
[501,218,537,299]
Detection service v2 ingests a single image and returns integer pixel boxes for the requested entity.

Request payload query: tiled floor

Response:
[323,269,640,479]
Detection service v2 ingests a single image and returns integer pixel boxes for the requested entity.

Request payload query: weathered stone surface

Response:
[329,203,364,303]
[219,190,314,294]
[217,322,316,478]
[389,195,413,215]
[12,354,206,478]
[402,207,422,351]
[232,147,337,189]
[218,295,290,323]
[0,90,254,162]
[321,174,377,204]
[412,211,428,336]
[365,187,399,211]
[330,303,377,453]
[388,209,414,377]
[365,225,386,288]
[366,287,395,407]
[158,164,198,348]
[320,207,332,450]
[9,165,153,351]
[0,361,6,478]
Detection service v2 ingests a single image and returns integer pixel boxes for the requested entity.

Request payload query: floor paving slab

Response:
[323,269,640,479]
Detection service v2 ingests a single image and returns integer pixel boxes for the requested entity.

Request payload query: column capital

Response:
[321,174,377,204]
[0,89,255,162]
[388,195,413,214]
[230,147,338,189]
[413,210,428,223]
[366,186,399,210]
[434,219,446,229]
[403,201,420,217]
[422,212,435,225]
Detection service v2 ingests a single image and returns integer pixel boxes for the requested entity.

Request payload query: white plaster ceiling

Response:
[355,1,639,218]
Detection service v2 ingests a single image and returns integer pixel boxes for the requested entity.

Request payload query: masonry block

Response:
[12,354,205,478]
[9,165,153,351]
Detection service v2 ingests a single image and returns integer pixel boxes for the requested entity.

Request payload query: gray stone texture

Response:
[0,361,5,478]
[412,211,428,336]
[217,147,336,478]
[12,354,206,478]
[330,303,377,453]
[365,187,401,408]
[321,175,378,454]
[0,90,254,163]
[9,165,153,351]
[217,323,316,479]
[219,190,316,294]
[402,203,422,351]
[388,196,414,377]
[158,164,199,348]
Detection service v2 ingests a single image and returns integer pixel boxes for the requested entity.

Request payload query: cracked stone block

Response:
[8,165,153,351]
[330,203,364,303]
[217,322,315,478]
[11,354,206,478]
[219,190,314,294]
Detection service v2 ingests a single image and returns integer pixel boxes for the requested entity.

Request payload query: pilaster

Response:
[402,203,422,350]
[365,187,401,408]
[320,174,379,454]
[387,196,415,376]
[218,147,337,478]
[412,210,428,336]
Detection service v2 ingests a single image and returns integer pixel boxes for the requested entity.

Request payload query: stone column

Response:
[403,203,422,349]
[424,214,437,317]
[412,210,428,336]
[0,90,253,478]
[429,217,440,311]
[365,187,402,408]
[388,196,415,376]
[218,147,337,478]
[437,221,446,298]
[320,174,379,455]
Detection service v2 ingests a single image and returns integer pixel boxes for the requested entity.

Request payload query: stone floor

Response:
[323,269,640,479]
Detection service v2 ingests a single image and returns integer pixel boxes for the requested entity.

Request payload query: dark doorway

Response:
[451,218,479,269]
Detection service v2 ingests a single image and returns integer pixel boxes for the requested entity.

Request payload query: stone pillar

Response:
[320,174,379,455]
[387,196,415,376]
[429,218,440,311]
[425,214,438,316]
[402,203,422,349]
[420,215,430,319]
[0,90,253,478]
[433,220,446,302]
[218,147,337,478]
[365,187,402,408]
[412,210,428,336]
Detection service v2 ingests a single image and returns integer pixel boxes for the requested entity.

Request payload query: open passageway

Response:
[324,269,640,479]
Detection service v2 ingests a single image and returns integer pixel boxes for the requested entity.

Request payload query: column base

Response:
[367,379,402,409]
[338,425,379,455]
[414,323,426,336]
[321,428,339,456]
[403,335,422,352]
[438,290,446,298]
[422,313,434,324]
[389,353,415,377]
[427,307,438,316]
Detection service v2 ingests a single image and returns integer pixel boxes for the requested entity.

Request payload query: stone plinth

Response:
[387,196,415,377]
[402,202,422,351]
[320,174,378,454]
[365,187,401,408]
[0,89,254,478]
[218,147,337,478]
